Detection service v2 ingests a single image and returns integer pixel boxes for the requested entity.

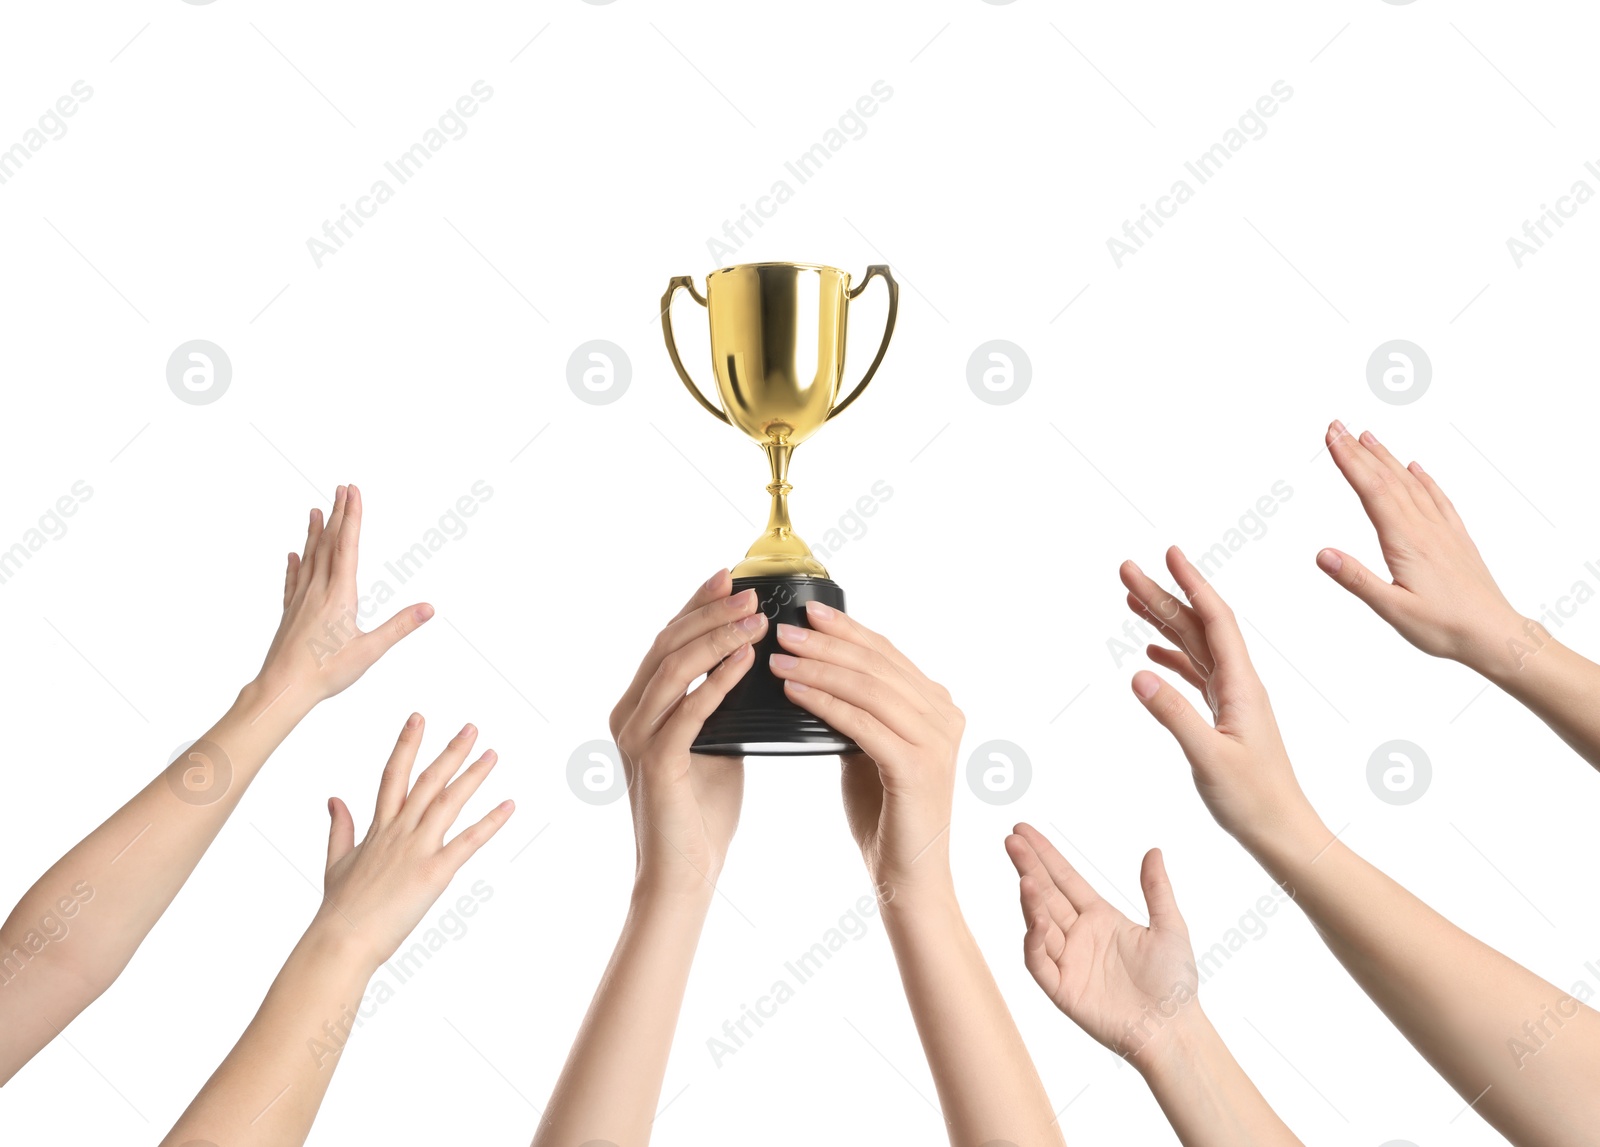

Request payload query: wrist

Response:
[630,871,718,918]
[1468,613,1563,687]
[1133,1000,1220,1086]
[877,875,960,935]
[1239,804,1331,887]
[299,914,384,980]
[237,673,319,730]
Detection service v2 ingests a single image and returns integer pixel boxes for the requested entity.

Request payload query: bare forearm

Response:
[0,678,310,1080]
[1139,1009,1304,1147]
[532,886,711,1146]
[1476,628,1600,773]
[162,926,371,1147]
[881,884,1064,1147]
[1253,821,1600,1146]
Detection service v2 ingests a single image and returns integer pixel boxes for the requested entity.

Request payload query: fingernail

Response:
[414,603,435,622]
[1132,671,1159,700]
[1317,549,1342,574]
[727,642,752,662]
[1360,430,1377,447]
[1330,419,1346,437]
[1409,460,1425,475]
[735,588,758,607]
[738,612,766,633]
[770,653,799,670]
[805,599,834,620]
[776,622,807,644]
[704,569,726,591]
[458,722,476,738]
[785,679,810,693]
[480,749,497,764]
[499,799,515,813]
[406,712,422,728]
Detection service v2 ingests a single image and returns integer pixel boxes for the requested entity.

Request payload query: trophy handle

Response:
[828,264,899,421]
[660,275,729,425]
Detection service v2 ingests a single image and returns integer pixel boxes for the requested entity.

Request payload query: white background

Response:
[2,2,1598,1144]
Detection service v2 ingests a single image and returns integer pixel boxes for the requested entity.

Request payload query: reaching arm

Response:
[1124,543,1600,1147]
[0,484,430,1084]
[1004,827,1304,1147]
[1319,419,1600,772]
[532,570,761,1147]
[771,602,1064,1147]
[161,715,512,1146]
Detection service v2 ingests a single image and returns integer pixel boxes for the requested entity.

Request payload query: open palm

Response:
[1006,823,1197,1061]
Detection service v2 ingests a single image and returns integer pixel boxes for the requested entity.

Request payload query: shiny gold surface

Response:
[661,262,898,578]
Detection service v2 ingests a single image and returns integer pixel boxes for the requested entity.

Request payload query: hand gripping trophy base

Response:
[691,575,860,757]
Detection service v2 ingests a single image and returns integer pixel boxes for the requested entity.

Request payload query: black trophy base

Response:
[693,575,860,757]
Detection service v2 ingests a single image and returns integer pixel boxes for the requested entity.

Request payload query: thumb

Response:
[355,602,434,668]
[1315,549,1406,626]
[1140,848,1185,936]
[326,797,356,869]
[1131,670,1213,758]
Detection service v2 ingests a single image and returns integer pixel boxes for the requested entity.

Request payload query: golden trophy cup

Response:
[661,261,899,755]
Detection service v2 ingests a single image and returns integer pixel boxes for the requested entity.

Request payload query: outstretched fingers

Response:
[1012,822,1106,916]
[1165,547,1251,671]
[330,482,363,589]
[1007,832,1079,931]
[374,712,425,823]
[443,799,515,868]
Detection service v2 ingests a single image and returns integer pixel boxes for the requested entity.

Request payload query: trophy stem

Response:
[733,439,827,579]
[761,440,796,540]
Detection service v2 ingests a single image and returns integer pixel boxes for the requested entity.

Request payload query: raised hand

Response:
[1005,825,1304,1147]
[315,714,513,969]
[1119,546,1317,851]
[255,484,434,710]
[1005,825,1194,1060]
[1317,421,1525,666]
[160,715,511,1147]
[609,569,763,895]
[769,600,963,892]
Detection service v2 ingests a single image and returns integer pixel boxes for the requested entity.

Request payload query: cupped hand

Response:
[256,485,433,708]
[1319,421,1524,669]
[768,602,963,894]
[315,714,513,971]
[1005,824,1198,1067]
[1120,546,1319,853]
[610,570,764,898]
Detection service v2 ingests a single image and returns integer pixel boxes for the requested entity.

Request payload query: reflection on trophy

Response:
[661,261,899,755]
